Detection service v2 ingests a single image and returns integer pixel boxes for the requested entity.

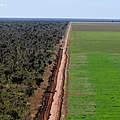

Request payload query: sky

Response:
[0,0,120,19]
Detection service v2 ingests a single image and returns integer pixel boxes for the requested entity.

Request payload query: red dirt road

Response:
[48,23,71,120]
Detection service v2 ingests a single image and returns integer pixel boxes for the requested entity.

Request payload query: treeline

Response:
[0,21,68,120]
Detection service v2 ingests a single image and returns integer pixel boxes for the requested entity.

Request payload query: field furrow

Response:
[67,23,120,120]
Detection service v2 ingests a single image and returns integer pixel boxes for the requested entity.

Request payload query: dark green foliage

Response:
[7,110,20,119]
[0,21,67,85]
[0,21,68,120]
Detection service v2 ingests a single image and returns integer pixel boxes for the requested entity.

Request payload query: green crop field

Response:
[67,23,120,120]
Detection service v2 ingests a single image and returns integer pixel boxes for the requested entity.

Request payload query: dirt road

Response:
[48,23,71,120]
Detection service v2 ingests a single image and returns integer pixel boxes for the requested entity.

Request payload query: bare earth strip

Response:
[48,23,71,120]
[61,29,70,120]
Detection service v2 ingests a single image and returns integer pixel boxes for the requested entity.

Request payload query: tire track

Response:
[48,23,71,120]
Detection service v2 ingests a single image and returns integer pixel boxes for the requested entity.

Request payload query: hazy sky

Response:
[0,0,120,19]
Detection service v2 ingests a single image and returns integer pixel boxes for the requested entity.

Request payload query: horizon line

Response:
[0,17,120,20]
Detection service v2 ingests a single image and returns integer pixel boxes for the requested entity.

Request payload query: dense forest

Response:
[0,21,68,120]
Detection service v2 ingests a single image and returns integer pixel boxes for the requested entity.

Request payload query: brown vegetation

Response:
[72,23,120,31]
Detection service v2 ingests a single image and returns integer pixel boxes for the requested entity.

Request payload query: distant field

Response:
[67,23,120,119]
[72,23,120,32]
